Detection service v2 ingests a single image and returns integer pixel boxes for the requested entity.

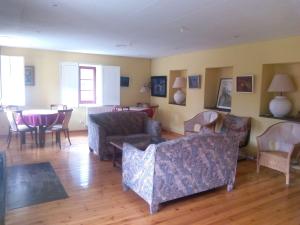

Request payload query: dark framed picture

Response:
[216,78,232,110]
[25,66,35,86]
[120,76,129,87]
[236,75,254,93]
[188,75,201,88]
[151,76,167,97]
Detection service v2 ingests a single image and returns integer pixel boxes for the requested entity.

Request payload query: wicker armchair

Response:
[257,122,300,185]
[184,111,219,135]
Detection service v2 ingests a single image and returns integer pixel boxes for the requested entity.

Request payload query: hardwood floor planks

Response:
[1,131,299,225]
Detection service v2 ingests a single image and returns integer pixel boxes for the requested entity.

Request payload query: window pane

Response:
[80,68,94,79]
[80,80,94,90]
[80,91,94,101]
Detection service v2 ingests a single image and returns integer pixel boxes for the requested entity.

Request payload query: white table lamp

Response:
[172,77,186,104]
[268,74,295,117]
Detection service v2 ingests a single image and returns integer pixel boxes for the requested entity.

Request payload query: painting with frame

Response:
[216,78,232,110]
[236,75,254,93]
[151,76,167,97]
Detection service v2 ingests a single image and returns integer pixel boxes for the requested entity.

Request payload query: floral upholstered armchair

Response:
[122,133,239,214]
[220,114,251,148]
[88,111,161,160]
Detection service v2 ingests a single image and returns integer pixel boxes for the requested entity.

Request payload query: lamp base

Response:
[174,89,185,104]
[269,96,292,118]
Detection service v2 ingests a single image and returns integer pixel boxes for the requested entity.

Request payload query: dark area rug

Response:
[6,162,68,210]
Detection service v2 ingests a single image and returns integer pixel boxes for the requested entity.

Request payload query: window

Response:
[60,63,120,107]
[0,55,25,106]
[79,66,96,104]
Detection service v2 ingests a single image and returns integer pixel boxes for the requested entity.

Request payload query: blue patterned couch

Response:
[88,111,161,160]
[122,133,239,214]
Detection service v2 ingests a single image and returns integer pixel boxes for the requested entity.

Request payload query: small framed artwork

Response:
[188,75,201,88]
[216,78,233,110]
[236,75,254,93]
[25,66,35,86]
[120,76,130,87]
[151,76,167,97]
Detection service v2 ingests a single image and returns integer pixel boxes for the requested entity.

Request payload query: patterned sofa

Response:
[88,111,161,160]
[122,133,239,214]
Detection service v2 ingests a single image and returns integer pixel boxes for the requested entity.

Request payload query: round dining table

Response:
[18,109,63,147]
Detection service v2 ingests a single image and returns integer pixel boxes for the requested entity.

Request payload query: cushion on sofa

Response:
[90,111,147,136]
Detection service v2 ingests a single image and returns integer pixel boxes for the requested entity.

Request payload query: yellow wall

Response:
[0,47,151,135]
[150,36,300,156]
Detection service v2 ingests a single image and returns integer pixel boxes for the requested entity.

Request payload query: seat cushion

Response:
[51,124,63,131]
[17,125,34,132]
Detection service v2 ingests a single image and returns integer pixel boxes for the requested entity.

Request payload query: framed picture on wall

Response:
[120,76,130,87]
[216,78,232,110]
[151,76,167,97]
[25,66,35,86]
[236,75,254,93]
[188,75,201,88]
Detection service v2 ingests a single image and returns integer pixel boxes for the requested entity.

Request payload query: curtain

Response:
[0,55,25,106]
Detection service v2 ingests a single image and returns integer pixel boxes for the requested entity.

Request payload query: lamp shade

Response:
[268,74,295,93]
[172,77,186,89]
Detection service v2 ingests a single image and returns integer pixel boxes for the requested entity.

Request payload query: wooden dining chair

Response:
[48,109,73,149]
[50,104,67,110]
[6,110,38,150]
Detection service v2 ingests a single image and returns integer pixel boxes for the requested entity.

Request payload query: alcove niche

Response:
[260,62,300,119]
[168,69,187,106]
[204,66,233,112]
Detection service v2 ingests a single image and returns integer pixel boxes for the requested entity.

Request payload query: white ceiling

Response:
[0,0,300,58]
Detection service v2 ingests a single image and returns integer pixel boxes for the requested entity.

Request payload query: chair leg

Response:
[7,129,11,143]
[20,132,26,150]
[55,131,61,149]
[66,129,71,145]
[35,129,38,147]
[7,130,12,148]
[286,173,290,185]
[256,154,260,173]
[63,130,67,138]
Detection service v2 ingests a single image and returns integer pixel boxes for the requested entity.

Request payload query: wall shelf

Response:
[204,107,231,112]
[169,102,186,107]
[259,114,300,122]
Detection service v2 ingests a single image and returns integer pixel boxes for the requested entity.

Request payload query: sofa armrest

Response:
[87,117,107,159]
[122,143,156,204]
[145,119,161,137]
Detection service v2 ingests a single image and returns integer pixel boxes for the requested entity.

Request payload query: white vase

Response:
[269,96,292,117]
[174,89,185,104]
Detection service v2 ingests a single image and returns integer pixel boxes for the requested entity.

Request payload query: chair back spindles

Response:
[58,109,73,129]
[5,110,18,131]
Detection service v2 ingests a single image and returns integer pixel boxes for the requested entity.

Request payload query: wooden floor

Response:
[1,131,300,225]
